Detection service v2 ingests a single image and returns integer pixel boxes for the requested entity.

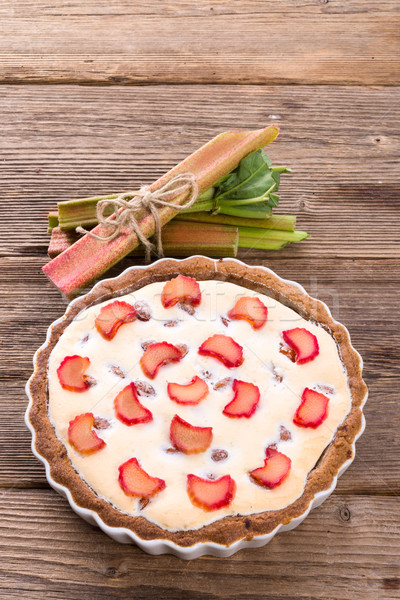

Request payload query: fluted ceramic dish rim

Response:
[25,257,367,559]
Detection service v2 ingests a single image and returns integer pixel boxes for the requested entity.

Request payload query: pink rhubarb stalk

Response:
[43,126,279,297]
[48,227,78,259]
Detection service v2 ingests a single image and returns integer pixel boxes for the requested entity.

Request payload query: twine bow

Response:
[76,173,199,262]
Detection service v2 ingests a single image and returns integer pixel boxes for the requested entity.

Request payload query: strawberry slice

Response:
[187,474,236,511]
[114,383,153,425]
[170,415,213,454]
[167,376,209,405]
[118,458,166,498]
[95,300,137,340]
[223,379,260,418]
[198,334,244,368]
[140,342,184,379]
[68,413,106,455]
[161,275,201,309]
[293,387,329,428]
[57,355,91,392]
[282,328,319,364]
[250,447,291,489]
[227,296,268,329]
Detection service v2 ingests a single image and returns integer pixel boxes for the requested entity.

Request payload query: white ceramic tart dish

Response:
[25,257,367,559]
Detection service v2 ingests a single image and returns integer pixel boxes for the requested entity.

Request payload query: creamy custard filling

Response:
[48,280,352,531]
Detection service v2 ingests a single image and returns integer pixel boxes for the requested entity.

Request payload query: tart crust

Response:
[27,257,367,547]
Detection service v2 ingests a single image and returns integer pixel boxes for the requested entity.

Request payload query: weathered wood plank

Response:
[0,1,399,85]
[0,489,398,599]
[1,256,399,492]
[0,85,399,258]
[1,2,398,594]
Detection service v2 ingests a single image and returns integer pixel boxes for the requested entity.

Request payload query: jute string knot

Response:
[76,173,198,263]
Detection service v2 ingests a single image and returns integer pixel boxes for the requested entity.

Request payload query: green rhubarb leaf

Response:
[268,193,280,207]
[214,149,290,205]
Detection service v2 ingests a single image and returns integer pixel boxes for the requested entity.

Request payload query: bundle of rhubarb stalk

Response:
[43,126,308,297]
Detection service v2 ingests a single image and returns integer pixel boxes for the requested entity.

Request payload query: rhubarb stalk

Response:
[49,223,239,259]
[133,221,238,258]
[238,227,309,250]
[54,207,296,234]
[175,212,296,232]
[48,212,59,232]
[57,188,216,231]
[43,126,279,297]
[58,194,117,231]
[48,228,79,258]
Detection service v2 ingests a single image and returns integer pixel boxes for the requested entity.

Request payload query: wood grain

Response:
[0,27,399,592]
[1,255,399,493]
[0,489,398,599]
[1,85,399,258]
[0,1,399,85]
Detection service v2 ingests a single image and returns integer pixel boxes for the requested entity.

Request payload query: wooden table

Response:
[1,2,399,598]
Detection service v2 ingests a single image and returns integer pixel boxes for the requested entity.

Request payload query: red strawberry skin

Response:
[282,328,319,364]
[170,415,213,454]
[228,296,268,329]
[250,447,291,489]
[187,474,236,511]
[68,412,106,455]
[114,383,153,425]
[198,334,244,368]
[161,275,201,308]
[223,379,260,418]
[293,387,329,428]
[140,342,183,379]
[118,458,166,498]
[57,355,91,392]
[167,376,209,405]
[95,300,137,340]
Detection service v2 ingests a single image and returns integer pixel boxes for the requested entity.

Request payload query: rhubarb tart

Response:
[26,257,367,558]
